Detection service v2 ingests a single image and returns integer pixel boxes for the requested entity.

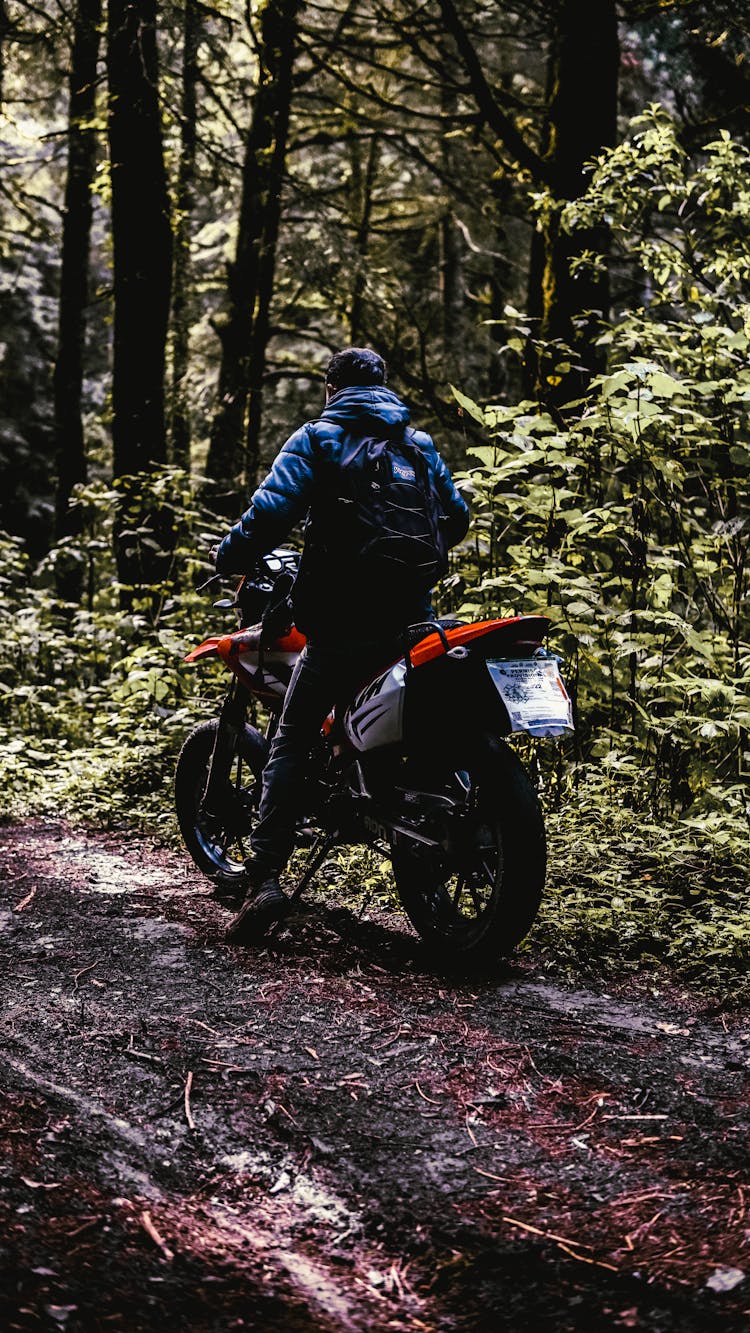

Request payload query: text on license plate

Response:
[486,658,574,738]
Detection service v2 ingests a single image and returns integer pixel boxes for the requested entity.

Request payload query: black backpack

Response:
[329,430,448,603]
[290,424,449,636]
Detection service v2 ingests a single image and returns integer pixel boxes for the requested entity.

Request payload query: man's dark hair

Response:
[325,347,387,390]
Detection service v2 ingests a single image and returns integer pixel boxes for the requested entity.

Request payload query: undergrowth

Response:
[1,461,748,1002]
[6,112,750,1003]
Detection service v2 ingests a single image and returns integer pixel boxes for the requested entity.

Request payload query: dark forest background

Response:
[1,0,749,991]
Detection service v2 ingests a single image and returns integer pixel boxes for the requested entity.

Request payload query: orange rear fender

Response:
[409,615,551,668]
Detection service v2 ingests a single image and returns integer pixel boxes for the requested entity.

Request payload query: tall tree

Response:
[348,131,380,342]
[107,0,172,480]
[533,0,620,354]
[169,0,201,470]
[205,0,301,500]
[440,88,465,360]
[435,0,619,395]
[0,1,10,105]
[53,0,101,595]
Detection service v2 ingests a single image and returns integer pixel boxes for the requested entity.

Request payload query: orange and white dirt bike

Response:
[176,550,574,968]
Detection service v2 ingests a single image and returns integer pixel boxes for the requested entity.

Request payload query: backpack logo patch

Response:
[392,459,417,483]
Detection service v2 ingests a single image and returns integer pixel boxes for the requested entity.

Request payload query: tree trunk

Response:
[53,0,101,602]
[205,0,301,504]
[440,87,465,362]
[169,0,201,472]
[535,0,619,383]
[0,1,11,105]
[107,0,172,480]
[349,133,379,344]
[487,174,514,399]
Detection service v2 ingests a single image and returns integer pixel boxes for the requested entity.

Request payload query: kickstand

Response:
[265,832,337,943]
[290,831,338,906]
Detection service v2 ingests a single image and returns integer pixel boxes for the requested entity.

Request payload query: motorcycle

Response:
[176,550,574,968]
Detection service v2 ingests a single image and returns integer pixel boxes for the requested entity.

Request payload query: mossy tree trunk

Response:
[169,0,201,473]
[107,0,173,600]
[53,0,101,602]
[107,0,172,479]
[534,0,619,386]
[205,0,301,507]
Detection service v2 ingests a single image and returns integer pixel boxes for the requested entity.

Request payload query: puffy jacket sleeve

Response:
[215,426,317,574]
[423,436,470,549]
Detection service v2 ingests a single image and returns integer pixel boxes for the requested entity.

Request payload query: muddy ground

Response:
[0,819,749,1332]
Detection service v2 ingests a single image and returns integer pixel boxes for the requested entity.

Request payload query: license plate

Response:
[486,658,574,738]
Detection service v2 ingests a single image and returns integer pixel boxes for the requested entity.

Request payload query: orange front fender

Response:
[184,637,222,663]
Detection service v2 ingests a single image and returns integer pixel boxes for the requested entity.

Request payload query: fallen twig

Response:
[139,1210,174,1262]
[415,1080,442,1105]
[625,1209,664,1247]
[276,1101,300,1128]
[531,1104,603,1133]
[502,1215,594,1251]
[373,1026,410,1051]
[65,1216,100,1239]
[556,1241,618,1272]
[13,885,36,913]
[615,1189,684,1207]
[73,960,98,992]
[183,1018,222,1037]
[184,1071,196,1131]
[124,1045,163,1066]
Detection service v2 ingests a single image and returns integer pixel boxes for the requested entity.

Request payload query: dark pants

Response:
[248,641,394,876]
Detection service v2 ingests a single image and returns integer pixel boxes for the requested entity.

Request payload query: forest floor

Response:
[0,820,749,1332]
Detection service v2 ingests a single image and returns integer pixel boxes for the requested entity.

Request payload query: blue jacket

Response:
[215,385,470,639]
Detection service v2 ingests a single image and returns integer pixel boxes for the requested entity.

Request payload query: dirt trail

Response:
[1,820,749,1331]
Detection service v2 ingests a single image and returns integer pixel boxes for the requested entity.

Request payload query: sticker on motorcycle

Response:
[486,658,574,738]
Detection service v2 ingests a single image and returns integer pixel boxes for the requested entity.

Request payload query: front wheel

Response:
[391,735,546,970]
[175,720,268,889]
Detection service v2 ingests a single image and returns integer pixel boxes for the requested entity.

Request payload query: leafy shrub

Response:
[1,111,748,992]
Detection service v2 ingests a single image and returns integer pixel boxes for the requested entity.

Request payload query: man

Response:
[214,346,469,942]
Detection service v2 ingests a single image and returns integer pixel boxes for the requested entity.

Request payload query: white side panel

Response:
[236,649,301,698]
[344,662,407,752]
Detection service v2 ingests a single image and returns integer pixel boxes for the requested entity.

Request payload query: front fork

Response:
[201,679,250,817]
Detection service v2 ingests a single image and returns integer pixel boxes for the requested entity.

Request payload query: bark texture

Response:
[205,0,301,502]
[349,133,379,344]
[536,0,619,354]
[53,0,101,571]
[169,0,201,471]
[107,0,172,479]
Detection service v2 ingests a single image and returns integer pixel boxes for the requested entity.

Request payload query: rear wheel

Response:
[391,735,545,969]
[175,720,268,889]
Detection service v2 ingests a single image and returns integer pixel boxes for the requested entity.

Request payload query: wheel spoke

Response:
[452,875,466,908]
[468,880,484,912]
[480,856,497,885]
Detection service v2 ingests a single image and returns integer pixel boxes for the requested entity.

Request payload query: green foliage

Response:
[444,111,750,990]
[2,100,749,995]
[0,470,226,832]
